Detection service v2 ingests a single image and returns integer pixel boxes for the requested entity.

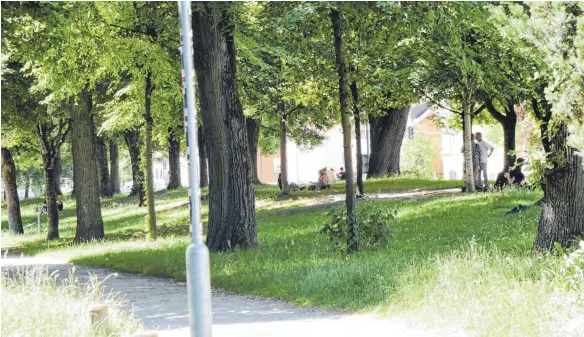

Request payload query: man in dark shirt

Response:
[496,158,526,189]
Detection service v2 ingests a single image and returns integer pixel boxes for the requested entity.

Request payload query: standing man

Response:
[475,132,495,190]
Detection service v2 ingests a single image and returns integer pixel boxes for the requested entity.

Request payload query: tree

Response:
[331,7,357,253]
[197,125,209,187]
[124,129,146,206]
[497,3,584,250]
[71,89,104,242]
[167,126,182,190]
[246,118,262,185]
[410,2,500,192]
[109,141,121,194]
[192,3,258,251]
[2,2,108,241]
[1,148,24,234]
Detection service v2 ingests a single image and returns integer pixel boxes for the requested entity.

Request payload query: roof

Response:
[407,103,430,126]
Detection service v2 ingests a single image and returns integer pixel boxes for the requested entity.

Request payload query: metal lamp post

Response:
[177,2,212,336]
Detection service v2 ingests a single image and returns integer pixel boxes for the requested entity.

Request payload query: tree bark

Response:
[37,120,69,240]
[367,107,409,178]
[24,174,30,199]
[123,129,146,206]
[246,118,262,184]
[144,69,157,241]
[331,8,357,254]
[1,148,23,234]
[486,99,517,171]
[197,125,209,187]
[109,142,120,194]
[95,133,112,197]
[71,90,104,242]
[192,4,257,251]
[279,108,290,195]
[350,81,364,196]
[534,122,584,250]
[53,148,62,195]
[167,127,182,190]
[462,94,475,193]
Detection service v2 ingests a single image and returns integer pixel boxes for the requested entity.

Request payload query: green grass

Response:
[1,266,142,337]
[3,179,581,335]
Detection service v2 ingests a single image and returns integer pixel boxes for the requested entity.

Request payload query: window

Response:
[273,158,281,174]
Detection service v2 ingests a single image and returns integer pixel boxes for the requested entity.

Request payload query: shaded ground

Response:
[1,256,468,337]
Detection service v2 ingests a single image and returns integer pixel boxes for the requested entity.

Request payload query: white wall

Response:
[441,129,506,181]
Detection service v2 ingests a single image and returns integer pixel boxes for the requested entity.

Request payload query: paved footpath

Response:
[1,256,469,337]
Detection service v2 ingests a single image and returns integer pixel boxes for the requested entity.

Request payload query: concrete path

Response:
[1,256,468,337]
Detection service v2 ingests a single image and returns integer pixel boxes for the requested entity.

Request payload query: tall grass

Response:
[1,267,141,337]
[387,243,584,336]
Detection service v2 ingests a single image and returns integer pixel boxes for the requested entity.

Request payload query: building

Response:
[256,103,534,184]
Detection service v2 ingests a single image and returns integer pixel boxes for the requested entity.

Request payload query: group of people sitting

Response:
[278,166,346,192]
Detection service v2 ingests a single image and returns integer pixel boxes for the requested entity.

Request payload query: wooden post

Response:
[89,304,109,331]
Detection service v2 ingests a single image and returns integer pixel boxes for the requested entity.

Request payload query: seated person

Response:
[337,167,346,180]
[495,158,526,189]
[318,168,331,189]
[328,168,336,182]
[278,173,303,192]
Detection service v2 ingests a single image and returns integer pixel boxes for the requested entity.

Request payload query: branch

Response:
[422,93,461,115]
[100,19,180,45]
[485,98,506,124]
[471,102,485,117]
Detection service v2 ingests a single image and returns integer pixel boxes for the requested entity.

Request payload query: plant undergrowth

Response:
[1,266,141,337]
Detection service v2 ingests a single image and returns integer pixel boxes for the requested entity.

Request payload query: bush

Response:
[320,203,394,252]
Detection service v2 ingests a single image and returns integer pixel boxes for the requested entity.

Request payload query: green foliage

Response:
[400,125,437,178]
[320,203,394,252]
[559,240,584,303]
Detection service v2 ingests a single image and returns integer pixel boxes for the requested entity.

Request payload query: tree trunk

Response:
[24,174,30,199]
[331,8,357,254]
[503,122,516,171]
[246,118,262,184]
[462,95,475,193]
[167,127,182,190]
[123,129,146,206]
[279,109,290,195]
[1,148,23,234]
[42,161,59,240]
[144,70,157,241]
[192,4,257,251]
[37,121,66,240]
[350,81,364,196]
[109,142,121,194]
[486,99,517,171]
[534,123,584,250]
[367,107,409,178]
[95,133,112,197]
[71,90,104,242]
[53,148,62,195]
[197,125,209,187]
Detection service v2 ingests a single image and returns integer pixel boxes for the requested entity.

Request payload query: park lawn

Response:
[3,182,582,336]
[1,177,460,254]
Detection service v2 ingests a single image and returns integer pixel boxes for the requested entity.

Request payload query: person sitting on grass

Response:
[318,167,331,190]
[337,167,346,180]
[328,168,336,182]
[278,173,304,192]
[495,158,526,190]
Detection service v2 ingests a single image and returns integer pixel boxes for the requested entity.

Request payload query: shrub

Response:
[320,203,394,252]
